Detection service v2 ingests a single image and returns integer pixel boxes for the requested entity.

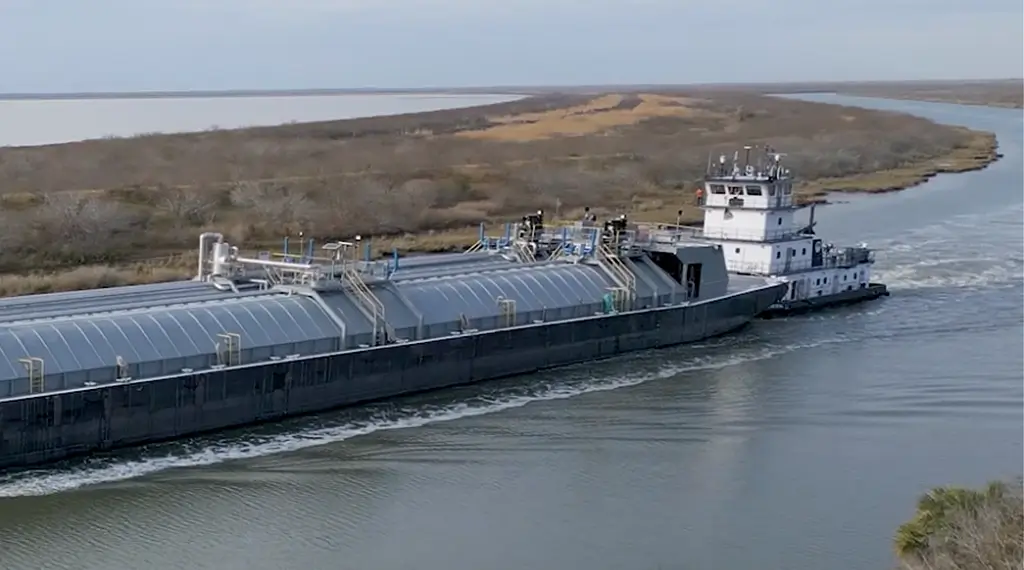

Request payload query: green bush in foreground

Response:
[895,478,1023,570]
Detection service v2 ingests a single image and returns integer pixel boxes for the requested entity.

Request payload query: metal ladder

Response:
[216,333,242,366]
[596,243,636,311]
[510,240,535,263]
[497,297,516,328]
[547,242,568,262]
[341,264,395,345]
[19,357,44,394]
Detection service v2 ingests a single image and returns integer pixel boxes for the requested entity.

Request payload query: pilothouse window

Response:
[728,186,743,195]
[710,184,726,194]
[745,185,763,196]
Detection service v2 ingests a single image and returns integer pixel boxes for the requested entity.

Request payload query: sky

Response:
[0,0,1021,92]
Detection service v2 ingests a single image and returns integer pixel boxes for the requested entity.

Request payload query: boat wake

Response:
[875,255,1023,291]
[868,204,1024,292]
[0,335,846,498]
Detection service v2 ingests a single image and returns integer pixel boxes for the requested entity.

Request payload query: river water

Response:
[0,95,1020,570]
[0,93,521,147]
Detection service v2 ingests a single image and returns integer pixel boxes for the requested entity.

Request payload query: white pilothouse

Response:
[686,144,888,316]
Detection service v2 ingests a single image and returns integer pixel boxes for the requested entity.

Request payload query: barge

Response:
[0,213,786,471]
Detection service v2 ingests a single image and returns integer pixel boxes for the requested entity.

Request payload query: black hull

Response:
[0,285,785,472]
[758,283,889,319]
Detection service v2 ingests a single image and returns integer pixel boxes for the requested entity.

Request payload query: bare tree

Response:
[30,193,132,259]
[229,180,313,228]
[0,208,25,252]
[158,187,220,228]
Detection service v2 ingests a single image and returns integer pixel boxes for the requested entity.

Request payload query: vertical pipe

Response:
[283,236,290,261]
[478,222,485,242]
[503,223,510,245]
[364,242,371,262]
[307,238,314,261]
[197,234,207,280]
[392,247,399,272]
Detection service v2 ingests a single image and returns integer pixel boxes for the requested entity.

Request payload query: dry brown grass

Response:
[457,93,715,140]
[799,128,999,196]
[0,91,1001,296]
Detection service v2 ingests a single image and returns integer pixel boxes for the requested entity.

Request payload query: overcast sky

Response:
[1,0,1021,92]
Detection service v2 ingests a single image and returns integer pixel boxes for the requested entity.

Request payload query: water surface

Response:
[0,93,520,147]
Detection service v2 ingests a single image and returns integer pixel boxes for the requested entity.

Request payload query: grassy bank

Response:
[0,91,1001,296]
[832,79,1024,109]
[685,79,1024,109]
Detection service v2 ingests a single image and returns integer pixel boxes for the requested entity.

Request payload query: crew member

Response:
[694,186,704,206]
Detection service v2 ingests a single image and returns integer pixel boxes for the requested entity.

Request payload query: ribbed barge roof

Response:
[0,282,344,396]
[0,221,766,399]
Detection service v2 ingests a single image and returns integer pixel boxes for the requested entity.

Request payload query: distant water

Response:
[0,96,1021,570]
[0,93,521,147]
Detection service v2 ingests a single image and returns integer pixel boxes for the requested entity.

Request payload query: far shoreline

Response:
[0,89,536,102]
[3,78,1020,107]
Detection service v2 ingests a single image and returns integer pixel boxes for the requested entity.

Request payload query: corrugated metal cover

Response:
[395,264,616,324]
[0,295,342,382]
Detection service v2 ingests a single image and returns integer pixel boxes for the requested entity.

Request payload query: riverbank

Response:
[689,79,1024,110]
[830,80,1024,110]
[0,91,1002,296]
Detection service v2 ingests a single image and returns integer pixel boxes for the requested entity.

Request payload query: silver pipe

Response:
[234,256,317,271]
[197,232,224,281]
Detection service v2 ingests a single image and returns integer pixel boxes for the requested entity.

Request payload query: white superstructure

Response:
[695,145,875,305]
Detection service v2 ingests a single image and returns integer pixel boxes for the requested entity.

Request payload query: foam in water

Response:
[868,204,1024,291]
[0,337,842,498]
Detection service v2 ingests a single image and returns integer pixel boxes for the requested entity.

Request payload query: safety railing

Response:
[640,224,807,243]
[341,263,394,345]
[596,243,636,310]
[727,247,875,275]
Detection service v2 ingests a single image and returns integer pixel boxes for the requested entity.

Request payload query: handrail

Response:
[341,264,395,345]
[638,223,807,243]
[596,243,636,310]
[727,249,875,275]
[510,240,535,263]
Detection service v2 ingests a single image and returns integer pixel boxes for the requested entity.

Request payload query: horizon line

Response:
[0,78,1020,101]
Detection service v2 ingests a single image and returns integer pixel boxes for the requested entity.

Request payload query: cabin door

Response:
[784,248,794,273]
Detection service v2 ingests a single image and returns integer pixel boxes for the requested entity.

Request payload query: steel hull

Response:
[759,283,889,319]
[0,284,785,472]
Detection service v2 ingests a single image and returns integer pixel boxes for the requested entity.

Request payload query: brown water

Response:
[0,95,1021,570]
